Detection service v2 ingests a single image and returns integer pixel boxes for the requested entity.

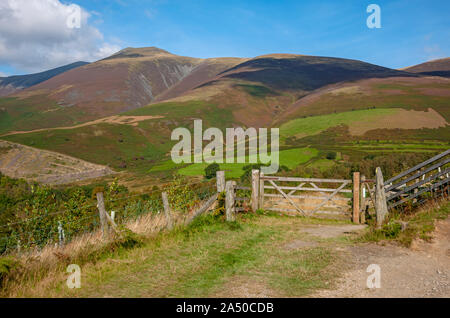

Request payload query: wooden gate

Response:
[260,175,354,220]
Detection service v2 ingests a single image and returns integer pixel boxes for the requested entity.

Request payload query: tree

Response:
[326,152,337,160]
[204,163,220,179]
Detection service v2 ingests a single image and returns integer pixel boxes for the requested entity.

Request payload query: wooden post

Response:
[375,167,389,228]
[96,192,107,236]
[225,180,236,221]
[162,192,173,230]
[360,175,366,224]
[251,169,260,212]
[216,170,225,192]
[58,221,65,246]
[352,172,360,224]
[259,172,265,210]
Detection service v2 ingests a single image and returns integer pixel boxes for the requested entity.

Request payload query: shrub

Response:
[204,163,220,179]
[326,152,337,160]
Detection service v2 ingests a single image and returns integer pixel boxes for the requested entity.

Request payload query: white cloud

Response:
[0,71,8,77]
[0,0,121,73]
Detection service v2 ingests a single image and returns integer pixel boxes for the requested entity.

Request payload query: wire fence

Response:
[0,179,216,255]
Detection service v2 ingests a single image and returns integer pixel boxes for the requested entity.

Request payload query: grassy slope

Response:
[359,199,450,247]
[280,108,397,139]
[2,101,236,173]
[2,78,449,180]
[279,81,450,122]
[0,96,88,135]
[175,148,319,177]
[21,213,348,298]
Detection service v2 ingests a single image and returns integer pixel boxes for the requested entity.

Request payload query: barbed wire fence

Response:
[0,179,217,256]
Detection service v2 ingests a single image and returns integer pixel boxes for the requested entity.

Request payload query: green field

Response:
[175,147,319,177]
[280,108,398,140]
[278,82,450,122]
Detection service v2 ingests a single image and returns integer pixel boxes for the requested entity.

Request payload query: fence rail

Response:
[383,149,450,211]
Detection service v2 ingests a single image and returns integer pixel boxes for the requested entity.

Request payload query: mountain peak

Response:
[104,47,174,61]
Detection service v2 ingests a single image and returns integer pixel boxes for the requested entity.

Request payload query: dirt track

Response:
[312,218,450,298]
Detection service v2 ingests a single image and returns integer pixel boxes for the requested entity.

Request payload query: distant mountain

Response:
[216,54,415,91]
[6,47,245,128]
[0,47,446,135]
[0,61,89,96]
[1,48,449,174]
[402,57,450,77]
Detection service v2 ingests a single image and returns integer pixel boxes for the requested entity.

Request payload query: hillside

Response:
[0,49,419,134]
[0,140,113,184]
[403,57,450,77]
[0,62,88,97]
[0,48,245,133]
[1,49,449,181]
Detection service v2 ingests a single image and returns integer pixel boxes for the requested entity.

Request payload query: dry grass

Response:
[0,209,189,297]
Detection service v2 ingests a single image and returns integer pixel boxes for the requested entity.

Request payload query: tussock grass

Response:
[358,198,449,247]
[1,211,345,298]
[0,211,177,297]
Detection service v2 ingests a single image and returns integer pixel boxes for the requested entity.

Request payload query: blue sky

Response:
[1,0,449,75]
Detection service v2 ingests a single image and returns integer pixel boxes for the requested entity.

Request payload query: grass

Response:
[358,199,450,247]
[280,81,450,122]
[124,100,235,131]
[4,213,347,298]
[2,122,169,172]
[0,96,90,135]
[175,147,319,177]
[280,108,398,140]
[234,84,279,98]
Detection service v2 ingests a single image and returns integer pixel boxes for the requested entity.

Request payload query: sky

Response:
[0,0,449,76]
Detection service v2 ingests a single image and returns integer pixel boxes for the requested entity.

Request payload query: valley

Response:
[0,48,449,186]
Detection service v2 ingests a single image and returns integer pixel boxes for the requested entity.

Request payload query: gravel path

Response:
[312,218,450,298]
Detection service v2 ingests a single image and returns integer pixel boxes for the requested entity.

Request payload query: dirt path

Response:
[312,218,450,298]
[1,115,163,137]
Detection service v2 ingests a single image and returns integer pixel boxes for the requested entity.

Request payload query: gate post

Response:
[225,180,236,222]
[375,167,389,228]
[360,175,366,224]
[259,172,265,210]
[251,170,260,212]
[352,172,360,224]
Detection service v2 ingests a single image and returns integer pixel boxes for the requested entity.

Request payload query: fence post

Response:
[162,192,173,230]
[360,175,366,224]
[352,172,360,224]
[225,180,236,222]
[375,167,389,228]
[251,170,260,212]
[259,172,265,210]
[216,170,225,192]
[96,192,107,237]
[58,221,65,247]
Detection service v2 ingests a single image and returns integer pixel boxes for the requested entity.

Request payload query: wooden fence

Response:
[96,148,449,236]
[372,149,450,226]
[218,150,449,225]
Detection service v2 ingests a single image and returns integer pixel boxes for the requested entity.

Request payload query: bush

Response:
[326,152,337,160]
[204,163,220,179]
[0,257,18,287]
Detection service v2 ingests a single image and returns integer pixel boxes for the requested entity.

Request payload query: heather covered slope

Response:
[0,48,245,134]
[1,49,450,180]
[403,57,450,77]
[0,61,88,96]
[217,54,415,91]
